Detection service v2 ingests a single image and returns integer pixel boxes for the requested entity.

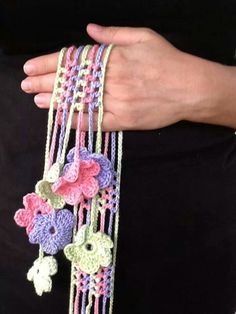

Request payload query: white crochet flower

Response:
[27,256,58,296]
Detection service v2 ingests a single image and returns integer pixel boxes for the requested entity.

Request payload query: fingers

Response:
[86,24,155,45]
[32,95,122,131]
[21,73,56,93]
[71,111,121,131]
[23,52,60,76]
[34,93,52,108]
[33,90,118,116]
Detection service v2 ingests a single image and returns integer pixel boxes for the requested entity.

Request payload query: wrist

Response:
[183,54,236,128]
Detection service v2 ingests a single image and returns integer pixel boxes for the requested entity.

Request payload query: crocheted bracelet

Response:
[14,44,123,314]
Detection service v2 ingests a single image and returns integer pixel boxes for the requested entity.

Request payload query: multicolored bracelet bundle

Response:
[14,43,123,314]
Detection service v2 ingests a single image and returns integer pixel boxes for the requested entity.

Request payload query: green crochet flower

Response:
[27,256,58,296]
[64,225,113,274]
[35,179,65,209]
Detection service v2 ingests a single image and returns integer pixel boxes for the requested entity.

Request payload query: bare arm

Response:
[181,53,236,129]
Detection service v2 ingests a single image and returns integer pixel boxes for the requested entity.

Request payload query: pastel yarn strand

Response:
[88,44,106,153]
[90,45,113,233]
[95,45,113,154]
[60,45,91,165]
[109,131,123,314]
[15,43,124,314]
[43,48,67,179]
[57,46,83,161]
[69,204,79,314]
[49,46,76,168]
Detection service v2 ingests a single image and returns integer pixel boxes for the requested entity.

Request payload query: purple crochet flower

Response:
[29,209,75,255]
[66,147,113,189]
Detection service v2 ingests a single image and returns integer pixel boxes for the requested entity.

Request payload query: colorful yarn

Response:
[14,193,53,234]
[29,209,75,255]
[27,256,58,296]
[14,44,123,313]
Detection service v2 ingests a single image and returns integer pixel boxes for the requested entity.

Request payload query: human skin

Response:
[21,23,236,131]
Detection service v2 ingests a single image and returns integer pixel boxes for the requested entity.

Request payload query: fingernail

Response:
[21,79,32,91]
[34,95,45,105]
[23,63,34,74]
[88,23,103,32]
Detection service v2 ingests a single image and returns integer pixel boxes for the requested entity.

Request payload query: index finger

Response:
[23,52,60,76]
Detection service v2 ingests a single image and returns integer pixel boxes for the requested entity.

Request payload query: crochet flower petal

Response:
[67,147,90,162]
[26,221,35,234]
[29,210,74,255]
[63,162,73,177]
[92,154,111,171]
[27,256,58,296]
[14,193,53,234]
[80,149,113,189]
[36,180,65,209]
[64,243,82,263]
[78,253,100,274]
[51,177,66,194]
[75,225,89,245]
[24,192,53,216]
[64,243,100,274]
[65,226,113,275]
[47,193,65,209]
[46,162,61,183]
[56,209,75,231]
[83,160,100,177]
[95,232,114,249]
[41,256,58,276]
[14,208,32,228]
[92,155,113,189]
[35,180,52,200]
[23,193,39,209]
[27,263,36,282]
[34,275,52,296]
[80,147,90,159]
[63,162,80,183]
[67,147,75,162]
[98,247,113,267]
[52,178,83,205]
[97,170,113,189]
[53,159,100,204]
[81,176,99,198]
[42,240,59,255]
[28,215,47,244]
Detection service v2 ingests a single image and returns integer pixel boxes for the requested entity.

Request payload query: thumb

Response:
[86,24,155,45]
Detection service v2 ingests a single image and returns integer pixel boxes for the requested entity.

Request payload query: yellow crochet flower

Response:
[64,225,113,274]
[27,256,58,296]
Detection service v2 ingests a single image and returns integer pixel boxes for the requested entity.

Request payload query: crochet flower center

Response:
[85,242,94,252]
[49,226,56,235]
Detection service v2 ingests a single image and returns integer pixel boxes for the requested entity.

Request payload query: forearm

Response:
[184,54,236,129]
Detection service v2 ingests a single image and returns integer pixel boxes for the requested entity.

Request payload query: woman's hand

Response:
[21,24,236,131]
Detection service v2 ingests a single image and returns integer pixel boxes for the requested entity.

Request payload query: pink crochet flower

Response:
[52,159,100,205]
[14,193,53,234]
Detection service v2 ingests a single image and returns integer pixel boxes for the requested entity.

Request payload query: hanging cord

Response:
[43,48,67,179]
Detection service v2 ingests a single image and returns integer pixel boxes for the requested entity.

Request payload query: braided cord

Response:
[109,131,123,314]
[89,45,114,234]
[95,45,113,154]
[56,46,83,162]
[69,204,79,314]
[60,46,91,165]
